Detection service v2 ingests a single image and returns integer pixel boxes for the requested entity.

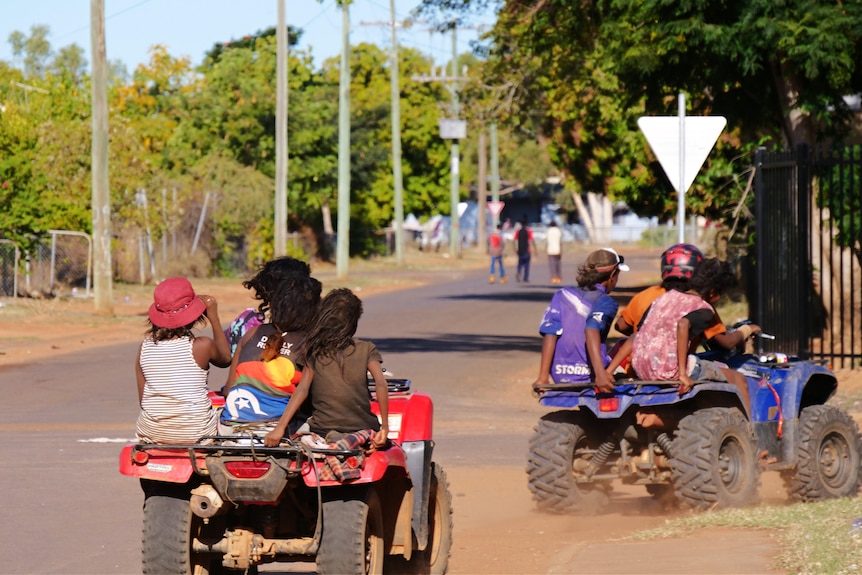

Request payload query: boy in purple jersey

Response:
[532,248,629,393]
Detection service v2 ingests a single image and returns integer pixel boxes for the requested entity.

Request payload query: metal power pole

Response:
[477,128,487,249]
[677,93,686,244]
[412,25,468,258]
[336,1,351,279]
[389,0,405,265]
[361,8,418,265]
[448,28,461,258]
[274,0,288,257]
[90,0,112,314]
[490,122,500,227]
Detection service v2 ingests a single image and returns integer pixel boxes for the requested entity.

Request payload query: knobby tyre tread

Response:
[416,462,453,575]
[670,407,760,509]
[142,494,209,575]
[526,411,609,514]
[782,404,862,501]
[317,489,384,575]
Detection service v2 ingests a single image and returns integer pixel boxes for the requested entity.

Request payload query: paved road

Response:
[1,248,780,575]
[0,256,563,574]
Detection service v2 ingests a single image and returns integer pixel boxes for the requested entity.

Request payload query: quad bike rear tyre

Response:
[782,404,862,501]
[317,489,385,575]
[670,407,760,509]
[142,494,228,575]
[527,411,610,514]
[414,462,454,575]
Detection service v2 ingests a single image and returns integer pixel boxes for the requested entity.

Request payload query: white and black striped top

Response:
[136,337,217,444]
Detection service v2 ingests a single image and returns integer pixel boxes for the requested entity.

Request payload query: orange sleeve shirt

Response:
[703,309,728,340]
[621,285,666,331]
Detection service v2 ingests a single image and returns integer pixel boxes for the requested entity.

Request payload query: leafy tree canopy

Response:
[418,0,862,225]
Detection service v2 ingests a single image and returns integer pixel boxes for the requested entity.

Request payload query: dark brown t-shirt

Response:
[237,323,307,366]
[307,339,382,435]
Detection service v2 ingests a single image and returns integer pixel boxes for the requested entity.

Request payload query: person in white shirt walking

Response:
[546,220,563,284]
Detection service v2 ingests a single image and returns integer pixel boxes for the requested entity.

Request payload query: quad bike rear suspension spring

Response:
[585,439,616,477]
[655,432,674,458]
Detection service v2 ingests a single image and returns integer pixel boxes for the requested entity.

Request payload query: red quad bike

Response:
[119,379,453,575]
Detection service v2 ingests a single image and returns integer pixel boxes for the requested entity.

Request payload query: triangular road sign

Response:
[637,116,726,194]
[487,201,505,217]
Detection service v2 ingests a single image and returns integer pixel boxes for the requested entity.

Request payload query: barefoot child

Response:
[264,289,389,450]
[135,277,231,444]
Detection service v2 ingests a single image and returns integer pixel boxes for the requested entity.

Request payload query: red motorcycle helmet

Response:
[661,243,704,280]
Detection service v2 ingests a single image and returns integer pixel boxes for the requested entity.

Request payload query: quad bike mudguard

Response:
[536,379,747,417]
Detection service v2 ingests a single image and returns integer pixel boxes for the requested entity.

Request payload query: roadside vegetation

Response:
[0,24,556,280]
[5,2,862,282]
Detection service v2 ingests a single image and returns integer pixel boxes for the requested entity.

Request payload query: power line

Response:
[55,0,154,42]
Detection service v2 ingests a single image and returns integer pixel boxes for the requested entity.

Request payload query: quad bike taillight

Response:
[598,397,620,412]
[224,461,271,479]
[132,449,149,465]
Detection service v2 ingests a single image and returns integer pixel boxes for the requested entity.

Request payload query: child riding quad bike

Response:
[528,331,862,513]
[120,378,453,575]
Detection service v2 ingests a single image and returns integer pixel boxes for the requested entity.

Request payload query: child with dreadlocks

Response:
[264,288,389,451]
[220,274,322,433]
[225,257,312,354]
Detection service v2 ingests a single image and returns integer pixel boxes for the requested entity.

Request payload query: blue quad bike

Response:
[528,342,862,513]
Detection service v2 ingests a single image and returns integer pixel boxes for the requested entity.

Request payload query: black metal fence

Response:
[754,144,862,368]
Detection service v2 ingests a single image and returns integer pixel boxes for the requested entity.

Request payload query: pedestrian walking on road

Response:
[515,218,536,282]
[546,221,563,284]
[488,223,508,284]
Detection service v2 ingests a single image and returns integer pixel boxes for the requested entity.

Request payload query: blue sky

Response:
[0,0,496,72]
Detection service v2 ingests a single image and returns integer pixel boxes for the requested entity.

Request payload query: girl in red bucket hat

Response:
[135,277,232,444]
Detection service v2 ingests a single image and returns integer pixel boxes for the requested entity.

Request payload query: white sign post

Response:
[487,201,505,218]
[638,94,726,244]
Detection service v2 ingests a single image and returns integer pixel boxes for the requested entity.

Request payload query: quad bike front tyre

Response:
[527,411,610,514]
[414,461,454,575]
[782,404,862,501]
[142,493,228,575]
[671,407,760,509]
[317,488,385,575]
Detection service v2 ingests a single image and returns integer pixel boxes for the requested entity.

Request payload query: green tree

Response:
[0,57,96,251]
[419,0,862,225]
[8,25,52,78]
[316,42,453,255]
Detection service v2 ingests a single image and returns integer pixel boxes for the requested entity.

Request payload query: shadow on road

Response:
[435,283,656,308]
[369,333,543,354]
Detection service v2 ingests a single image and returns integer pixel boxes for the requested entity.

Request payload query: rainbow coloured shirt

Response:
[221,324,305,423]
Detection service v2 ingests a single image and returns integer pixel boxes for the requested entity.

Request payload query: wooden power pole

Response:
[90,0,113,314]
[274,0,288,257]
[336,0,352,279]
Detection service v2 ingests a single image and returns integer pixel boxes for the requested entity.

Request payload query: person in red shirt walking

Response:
[488,223,508,284]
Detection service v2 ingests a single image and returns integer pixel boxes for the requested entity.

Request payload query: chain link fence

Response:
[0,240,18,298]
[0,231,91,298]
